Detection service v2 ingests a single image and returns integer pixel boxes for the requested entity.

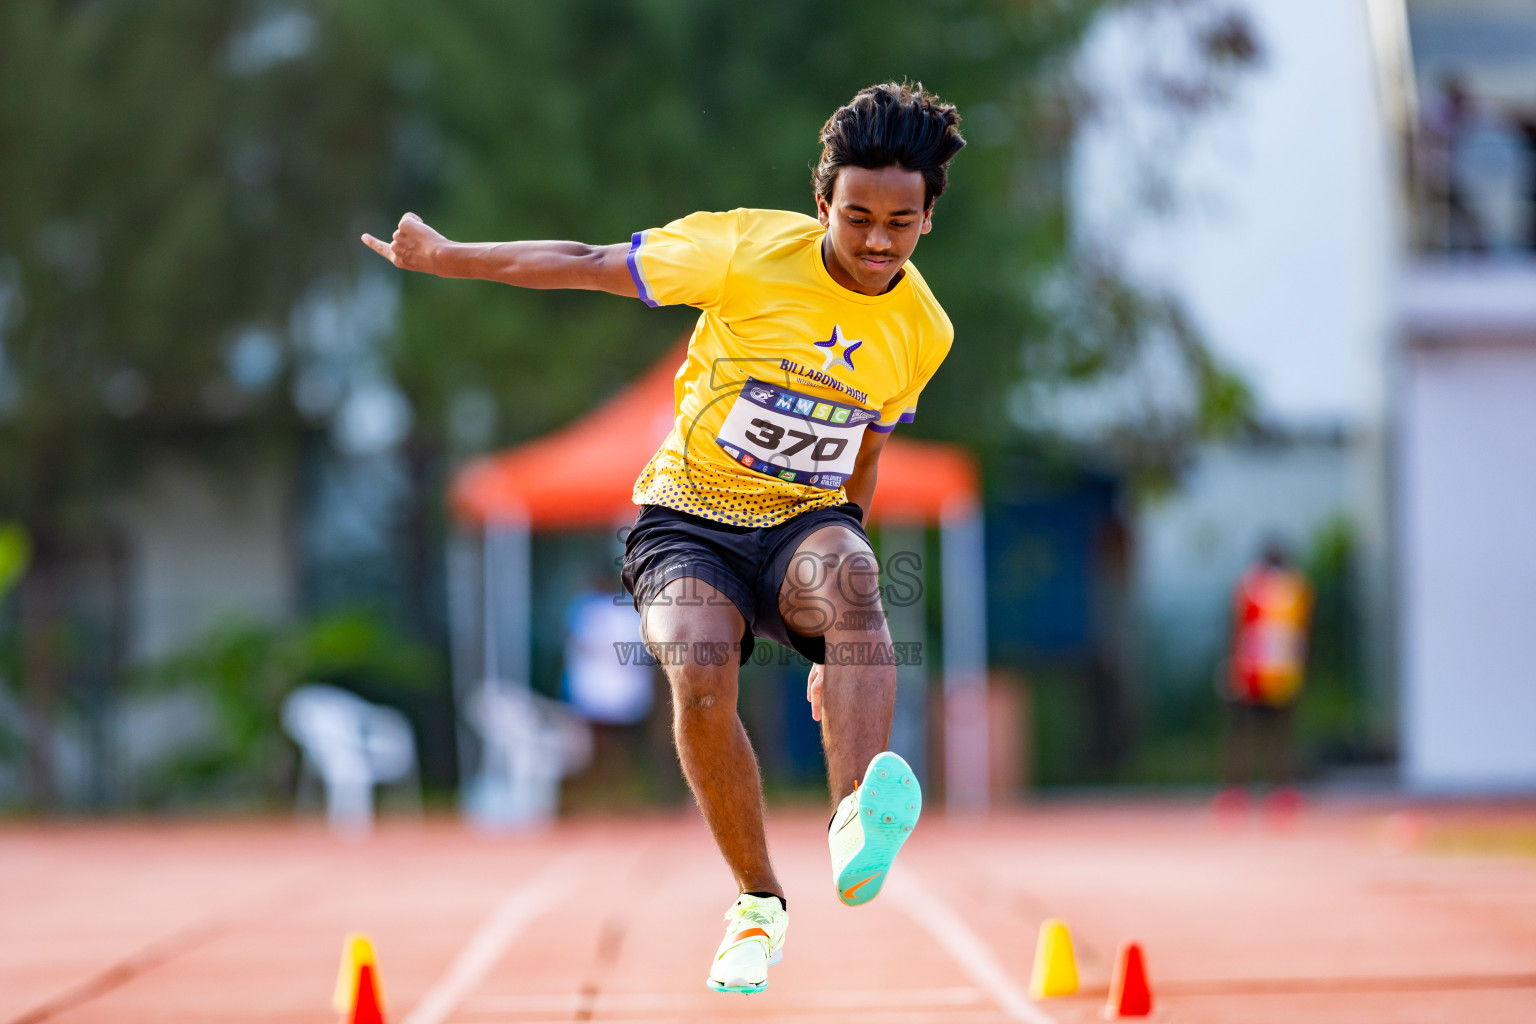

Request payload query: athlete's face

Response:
[816,165,932,296]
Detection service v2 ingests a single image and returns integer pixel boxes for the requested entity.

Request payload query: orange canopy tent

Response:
[450,347,980,528]
[446,345,991,813]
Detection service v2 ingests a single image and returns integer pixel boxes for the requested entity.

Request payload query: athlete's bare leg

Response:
[778,525,896,805]
[642,576,783,898]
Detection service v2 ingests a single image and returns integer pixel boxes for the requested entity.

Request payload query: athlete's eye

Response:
[891,221,912,229]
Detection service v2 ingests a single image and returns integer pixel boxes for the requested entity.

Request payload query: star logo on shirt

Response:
[814,325,862,373]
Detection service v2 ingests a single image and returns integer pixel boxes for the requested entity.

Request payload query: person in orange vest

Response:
[1219,539,1313,818]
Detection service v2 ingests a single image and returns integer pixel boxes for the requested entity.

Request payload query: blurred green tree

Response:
[0,0,396,803]
[0,0,1254,806]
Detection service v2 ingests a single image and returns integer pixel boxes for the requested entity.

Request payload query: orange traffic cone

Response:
[1103,941,1153,1018]
[334,933,387,1024]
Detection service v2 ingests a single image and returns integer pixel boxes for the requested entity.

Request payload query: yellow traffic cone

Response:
[1029,918,1079,999]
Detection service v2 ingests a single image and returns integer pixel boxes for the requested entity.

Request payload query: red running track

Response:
[3,802,1535,1024]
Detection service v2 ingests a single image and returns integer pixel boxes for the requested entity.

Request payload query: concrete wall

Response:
[1399,327,1536,791]
[117,459,295,661]
[1072,0,1397,428]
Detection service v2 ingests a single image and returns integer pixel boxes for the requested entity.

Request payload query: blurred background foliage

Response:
[0,0,1263,808]
[133,608,444,806]
[0,0,1257,513]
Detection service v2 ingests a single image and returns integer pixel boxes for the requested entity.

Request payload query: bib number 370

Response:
[742,419,848,464]
[714,378,870,490]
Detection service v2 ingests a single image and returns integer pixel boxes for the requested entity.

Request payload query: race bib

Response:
[714,377,876,489]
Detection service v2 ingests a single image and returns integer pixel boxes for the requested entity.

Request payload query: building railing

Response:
[1409,80,1536,258]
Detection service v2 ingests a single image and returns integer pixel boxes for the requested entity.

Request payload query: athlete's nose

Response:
[867,222,893,252]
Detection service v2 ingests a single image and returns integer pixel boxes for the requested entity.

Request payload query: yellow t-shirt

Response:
[627,208,953,527]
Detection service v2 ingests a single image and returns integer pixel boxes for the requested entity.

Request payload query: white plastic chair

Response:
[281,684,421,838]
[462,683,591,829]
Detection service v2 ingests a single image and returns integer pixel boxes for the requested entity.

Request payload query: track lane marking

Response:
[5,870,317,1024]
[5,917,227,1024]
[457,1015,994,1024]
[402,854,587,1024]
[463,986,987,1013]
[887,864,1060,1024]
[460,1016,997,1024]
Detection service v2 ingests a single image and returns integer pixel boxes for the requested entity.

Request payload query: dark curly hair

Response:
[813,82,966,210]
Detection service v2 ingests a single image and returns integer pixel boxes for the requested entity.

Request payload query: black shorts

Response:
[620,502,868,666]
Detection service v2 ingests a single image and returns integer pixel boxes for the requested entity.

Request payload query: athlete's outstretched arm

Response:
[361,213,639,298]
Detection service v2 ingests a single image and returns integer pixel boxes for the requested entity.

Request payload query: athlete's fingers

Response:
[361,233,395,262]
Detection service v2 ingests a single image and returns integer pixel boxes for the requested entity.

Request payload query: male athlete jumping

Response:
[364,82,963,994]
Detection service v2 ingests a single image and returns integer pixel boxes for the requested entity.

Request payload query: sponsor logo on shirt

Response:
[778,470,796,482]
[749,387,773,402]
[722,444,740,458]
[778,358,870,405]
[739,452,755,467]
[812,403,833,420]
[774,394,795,411]
[831,408,851,424]
[847,409,877,425]
[794,398,815,416]
[819,473,844,487]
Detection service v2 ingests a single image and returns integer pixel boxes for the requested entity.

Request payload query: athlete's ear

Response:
[816,192,831,227]
[920,205,934,235]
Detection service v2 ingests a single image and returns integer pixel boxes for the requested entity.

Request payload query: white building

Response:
[1398,265,1536,791]
[1074,0,1536,790]
[1070,0,1401,744]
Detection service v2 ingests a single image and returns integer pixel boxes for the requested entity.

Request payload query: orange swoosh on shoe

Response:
[729,927,769,943]
[841,874,879,901]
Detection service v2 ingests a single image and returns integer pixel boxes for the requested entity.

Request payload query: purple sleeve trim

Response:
[898,409,916,424]
[868,421,897,434]
[627,230,659,307]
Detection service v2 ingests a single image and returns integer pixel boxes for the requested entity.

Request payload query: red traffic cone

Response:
[334,933,387,1024]
[350,963,385,1024]
[1103,941,1153,1018]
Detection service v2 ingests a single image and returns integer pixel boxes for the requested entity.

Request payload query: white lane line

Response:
[887,864,1060,1024]
[461,986,986,1014]
[402,855,585,1024]
[461,1017,991,1024]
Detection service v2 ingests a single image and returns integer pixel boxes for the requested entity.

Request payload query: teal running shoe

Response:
[829,751,922,906]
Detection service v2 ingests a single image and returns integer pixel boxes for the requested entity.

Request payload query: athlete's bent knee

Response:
[666,655,738,715]
[781,536,883,636]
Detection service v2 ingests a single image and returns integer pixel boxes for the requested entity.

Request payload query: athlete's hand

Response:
[807,664,824,723]
[362,213,448,274]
